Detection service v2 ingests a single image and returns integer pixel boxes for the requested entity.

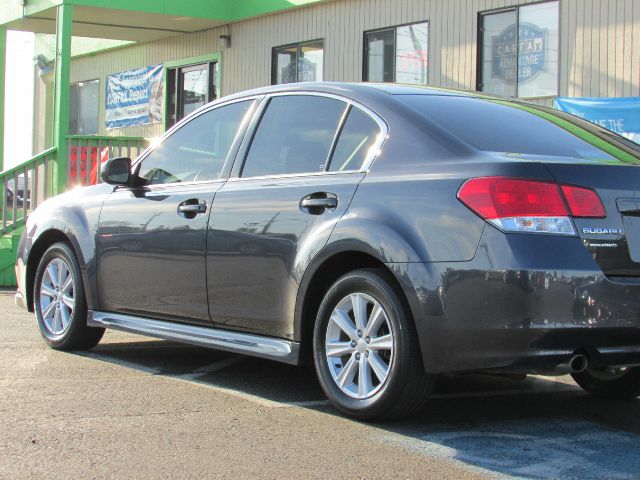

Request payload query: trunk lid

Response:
[544,162,640,277]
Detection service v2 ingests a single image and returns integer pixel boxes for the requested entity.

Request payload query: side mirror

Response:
[101,157,132,186]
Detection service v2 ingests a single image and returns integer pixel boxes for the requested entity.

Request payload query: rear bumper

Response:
[393,227,640,374]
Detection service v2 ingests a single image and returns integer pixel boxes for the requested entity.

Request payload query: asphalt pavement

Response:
[2,290,640,479]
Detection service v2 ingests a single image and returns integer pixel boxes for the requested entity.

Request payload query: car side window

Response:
[328,107,381,172]
[241,95,347,178]
[138,100,253,185]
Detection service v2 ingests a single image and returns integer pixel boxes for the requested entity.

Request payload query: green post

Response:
[0,27,6,172]
[52,3,73,195]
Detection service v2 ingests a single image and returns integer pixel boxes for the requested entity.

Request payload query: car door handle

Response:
[177,200,207,217]
[300,193,338,214]
[178,204,207,213]
[300,198,338,209]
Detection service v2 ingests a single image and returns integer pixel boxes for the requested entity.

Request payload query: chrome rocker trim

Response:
[88,310,300,364]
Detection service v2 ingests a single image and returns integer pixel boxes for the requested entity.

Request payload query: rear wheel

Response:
[34,242,104,350]
[313,268,435,420]
[571,366,640,399]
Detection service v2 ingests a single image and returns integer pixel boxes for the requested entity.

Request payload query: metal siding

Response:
[633,0,640,99]
[66,0,640,138]
[614,0,624,96]
[591,0,601,96]
[560,0,573,97]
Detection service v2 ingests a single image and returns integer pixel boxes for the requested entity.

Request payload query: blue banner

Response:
[105,65,164,129]
[554,96,640,144]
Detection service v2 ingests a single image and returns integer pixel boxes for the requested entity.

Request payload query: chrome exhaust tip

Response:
[570,354,589,373]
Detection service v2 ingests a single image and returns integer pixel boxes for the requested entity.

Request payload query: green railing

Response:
[0,135,148,286]
[0,135,148,235]
[0,147,57,235]
[66,135,149,186]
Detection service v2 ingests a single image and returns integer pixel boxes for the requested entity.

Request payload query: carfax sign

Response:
[282,58,319,83]
[492,23,546,84]
[105,65,164,129]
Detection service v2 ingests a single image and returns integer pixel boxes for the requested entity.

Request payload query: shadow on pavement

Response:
[76,337,640,479]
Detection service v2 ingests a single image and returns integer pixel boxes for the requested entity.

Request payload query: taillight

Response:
[560,184,606,218]
[458,177,606,235]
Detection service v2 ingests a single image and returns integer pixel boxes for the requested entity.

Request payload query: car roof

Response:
[362,83,478,96]
[217,82,478,104]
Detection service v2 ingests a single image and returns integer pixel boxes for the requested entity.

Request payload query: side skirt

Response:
[88,310,300,365]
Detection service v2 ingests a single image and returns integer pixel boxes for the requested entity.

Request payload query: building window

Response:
[364,22,429,85]
[272,39,324,85]
[479,1,559,98]
[69,79,99,135]
[166,61,218,128]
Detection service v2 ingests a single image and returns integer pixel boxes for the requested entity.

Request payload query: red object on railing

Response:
[69,146,109,186]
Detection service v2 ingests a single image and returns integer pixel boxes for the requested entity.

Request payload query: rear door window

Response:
[328,107,381,172]
[241,95,347,177]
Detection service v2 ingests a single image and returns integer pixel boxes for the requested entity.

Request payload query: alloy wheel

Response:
[325,292,394,399]
[38,257,76,336]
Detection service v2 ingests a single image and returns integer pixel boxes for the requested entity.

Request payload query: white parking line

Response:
[167,375,295,408]
[285,400,332,407]
[176,356,247,381]
[78,351,162,375]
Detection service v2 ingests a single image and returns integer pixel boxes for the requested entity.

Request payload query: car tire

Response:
[571,366,640,399]
[313,268,435,420]
[34,242,104,350]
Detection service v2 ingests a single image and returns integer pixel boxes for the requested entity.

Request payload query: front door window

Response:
[139,100,254,184]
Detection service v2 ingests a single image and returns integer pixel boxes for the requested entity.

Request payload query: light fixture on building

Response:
[219,34,231,49]
[34,54,53,79]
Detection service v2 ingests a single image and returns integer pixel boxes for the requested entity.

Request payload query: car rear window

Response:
[397,95,639,164]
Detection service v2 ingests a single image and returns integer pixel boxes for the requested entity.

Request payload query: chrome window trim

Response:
[115,178,226,194]
[227,169,364,183]
[234,90,389,181]
[131,95,264,171]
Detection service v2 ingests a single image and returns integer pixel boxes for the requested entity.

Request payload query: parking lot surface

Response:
[2,290,640,479]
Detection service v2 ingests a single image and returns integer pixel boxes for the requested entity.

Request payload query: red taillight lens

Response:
[560,184,606,218]
[457,177,568,219]
[457,176,607,235]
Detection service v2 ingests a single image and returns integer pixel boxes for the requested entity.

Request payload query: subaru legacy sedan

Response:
[15,83,640,420]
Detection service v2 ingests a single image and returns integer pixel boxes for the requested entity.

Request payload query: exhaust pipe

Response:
[569,354,589,373]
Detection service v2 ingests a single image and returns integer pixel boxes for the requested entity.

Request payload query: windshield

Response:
[397,94,640,165]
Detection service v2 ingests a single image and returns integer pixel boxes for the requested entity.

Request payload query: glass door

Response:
[166,61,218,128]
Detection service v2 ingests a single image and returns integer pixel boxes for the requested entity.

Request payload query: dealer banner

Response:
[554,97,640,144]
[105,64,164,129]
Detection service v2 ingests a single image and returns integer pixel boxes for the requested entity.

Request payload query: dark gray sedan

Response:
[15,83,640,419]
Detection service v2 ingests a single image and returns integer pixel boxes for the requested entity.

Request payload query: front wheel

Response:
[313,269,435,420]
[34,242,104,350]
[572,365,640,399]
